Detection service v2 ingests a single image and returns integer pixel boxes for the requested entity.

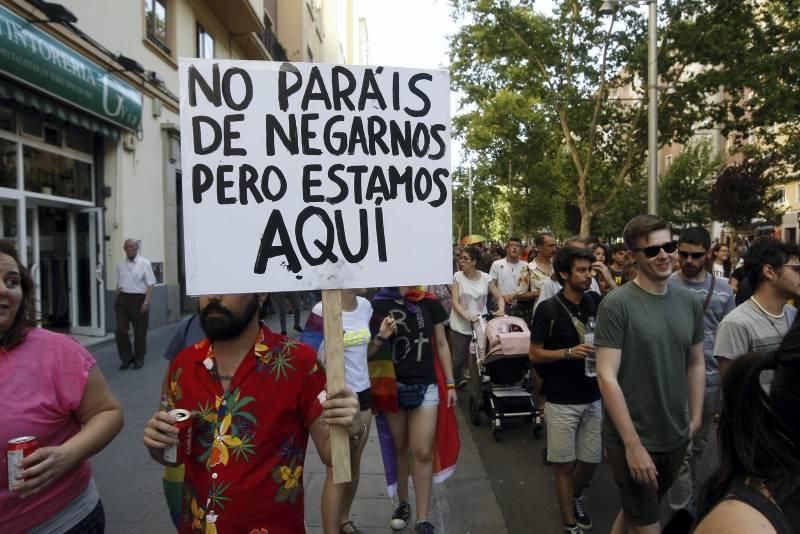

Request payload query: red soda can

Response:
[163,409,192,465]
[7,436,38,491]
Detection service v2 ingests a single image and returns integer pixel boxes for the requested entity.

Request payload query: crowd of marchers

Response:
[2,212,799,534]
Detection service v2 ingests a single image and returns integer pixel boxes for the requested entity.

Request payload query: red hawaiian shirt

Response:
[163,323,325,534]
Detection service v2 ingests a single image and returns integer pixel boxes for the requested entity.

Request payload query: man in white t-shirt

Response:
[115,238,156,370]
[490,237,536,320]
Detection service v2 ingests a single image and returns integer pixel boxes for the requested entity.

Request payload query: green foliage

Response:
[450,0,800,236]
[658,141,721,228]
[592,169,647,239]
[710,155,783,230]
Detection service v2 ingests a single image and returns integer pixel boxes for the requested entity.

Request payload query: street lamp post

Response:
[600,0,659,215]
[468,167,473,235]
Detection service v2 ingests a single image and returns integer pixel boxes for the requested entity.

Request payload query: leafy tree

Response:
[710,154,783,230]
[658,141,721,228]
[450,0,800,235]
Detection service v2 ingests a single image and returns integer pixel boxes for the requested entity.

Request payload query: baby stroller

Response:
[467,315,541,441]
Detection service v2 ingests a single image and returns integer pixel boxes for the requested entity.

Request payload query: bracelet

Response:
[376,335,388,343]
[446,383,456,390]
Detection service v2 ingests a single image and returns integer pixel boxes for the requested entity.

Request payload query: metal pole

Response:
[468,167,473,235]
[647,0,659,214]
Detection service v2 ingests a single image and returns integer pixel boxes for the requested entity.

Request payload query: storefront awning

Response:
[0,4,142,132]
[0,78,119,140]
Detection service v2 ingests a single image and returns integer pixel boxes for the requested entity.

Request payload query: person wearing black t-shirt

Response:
[371,287,456,534]
[530,248,603,534]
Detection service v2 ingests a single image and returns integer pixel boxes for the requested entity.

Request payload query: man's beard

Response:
[199,296,260,341]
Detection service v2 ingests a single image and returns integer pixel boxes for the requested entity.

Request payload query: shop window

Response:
[43,124,60,147]
[197,24,214,59]
[145,0,170,54]
[0,204,17,241]
[0,108,14,132]
[0,139,16,189]
[65,127,93,154]
[21,114,42,139]
[23,146,92,201]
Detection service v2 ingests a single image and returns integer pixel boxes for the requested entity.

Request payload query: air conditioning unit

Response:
[122,132,136,152]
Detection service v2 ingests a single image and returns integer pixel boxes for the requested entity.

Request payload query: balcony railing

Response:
[259,23,288,62]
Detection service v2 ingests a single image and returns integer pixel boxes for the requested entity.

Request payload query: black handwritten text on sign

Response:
[178,60,452,294]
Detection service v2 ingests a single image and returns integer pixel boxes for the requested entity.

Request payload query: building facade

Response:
[0,0,368,336]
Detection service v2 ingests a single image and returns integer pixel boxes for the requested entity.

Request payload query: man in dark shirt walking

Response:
[530,247,602,534]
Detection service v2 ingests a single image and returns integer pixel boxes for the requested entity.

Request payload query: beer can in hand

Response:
[7,436,38,491]
[163,409,192,465]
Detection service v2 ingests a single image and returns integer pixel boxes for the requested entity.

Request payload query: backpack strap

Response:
[703,274,716,311]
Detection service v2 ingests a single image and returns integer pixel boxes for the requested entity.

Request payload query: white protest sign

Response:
[178,60,452,295]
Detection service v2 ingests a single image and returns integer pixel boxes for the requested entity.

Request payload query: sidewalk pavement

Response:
[84,309,507,534]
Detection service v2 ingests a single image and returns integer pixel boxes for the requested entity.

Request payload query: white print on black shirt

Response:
[386,306,430,364]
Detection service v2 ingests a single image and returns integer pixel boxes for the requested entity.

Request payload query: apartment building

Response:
[0,0,368,336]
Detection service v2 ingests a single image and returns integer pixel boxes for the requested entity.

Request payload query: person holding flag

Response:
[369,287,459,534]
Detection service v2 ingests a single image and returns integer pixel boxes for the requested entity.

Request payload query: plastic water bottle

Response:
[584,316,597,377]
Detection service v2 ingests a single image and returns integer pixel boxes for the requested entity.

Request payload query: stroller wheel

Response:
[491,419,502,442]
[468,395,481,426]
[533,413,543,439]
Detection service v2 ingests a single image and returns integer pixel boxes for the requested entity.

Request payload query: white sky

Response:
[364,0,557,168]
[364,0,456,71]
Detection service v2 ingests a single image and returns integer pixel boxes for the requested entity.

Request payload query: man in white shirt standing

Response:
[115,238,156,370]
[490,237,535,321]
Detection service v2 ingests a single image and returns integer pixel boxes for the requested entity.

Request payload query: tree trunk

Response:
[579,206,592,237]
[508,161,513,235]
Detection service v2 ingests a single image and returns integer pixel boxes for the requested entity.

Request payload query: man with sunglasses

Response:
[714,237,799,382]
[666,227,735,511]
[594,215,706,534]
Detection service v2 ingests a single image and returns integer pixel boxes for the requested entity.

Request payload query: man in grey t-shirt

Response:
[666,227,735,511]
[714,237,800,379]
[595,215,705,534]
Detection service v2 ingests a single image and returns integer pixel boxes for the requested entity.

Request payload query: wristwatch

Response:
[564,348,572,360]
[349,422,368,447]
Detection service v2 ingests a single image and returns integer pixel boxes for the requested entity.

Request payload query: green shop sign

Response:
[0,5,142,131]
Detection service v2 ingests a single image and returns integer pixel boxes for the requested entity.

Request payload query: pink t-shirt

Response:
[0,328,95,532]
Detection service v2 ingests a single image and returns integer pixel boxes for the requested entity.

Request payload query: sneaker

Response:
[293,325,304,333]
[390,502,410,530]
[564,525,583,534]
[573,495,592,530]
[668,462,693,510]
[415,521,435,534]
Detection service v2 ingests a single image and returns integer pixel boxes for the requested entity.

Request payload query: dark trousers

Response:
[115,292,149,363]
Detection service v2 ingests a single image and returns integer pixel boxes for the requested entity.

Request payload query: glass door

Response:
[69,207,105,335]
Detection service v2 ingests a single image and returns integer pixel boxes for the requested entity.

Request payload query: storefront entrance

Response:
[0,106,107,336]
[0,200,105,335]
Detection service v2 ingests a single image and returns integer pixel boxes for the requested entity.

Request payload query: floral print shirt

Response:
[163,324,325,534]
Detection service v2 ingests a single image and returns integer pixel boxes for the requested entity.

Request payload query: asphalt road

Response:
[459,396,719,534]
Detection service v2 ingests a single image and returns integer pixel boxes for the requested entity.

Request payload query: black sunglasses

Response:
[678,250,706,260]
[632,241,678,258]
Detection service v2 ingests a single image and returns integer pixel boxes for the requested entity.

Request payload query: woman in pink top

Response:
[0,240,123,533]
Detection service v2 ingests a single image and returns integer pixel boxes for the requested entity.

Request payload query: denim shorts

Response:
[396,382,439,410]
[421,383,439,407]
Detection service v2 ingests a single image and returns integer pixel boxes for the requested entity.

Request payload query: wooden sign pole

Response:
[321,289,352,484]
